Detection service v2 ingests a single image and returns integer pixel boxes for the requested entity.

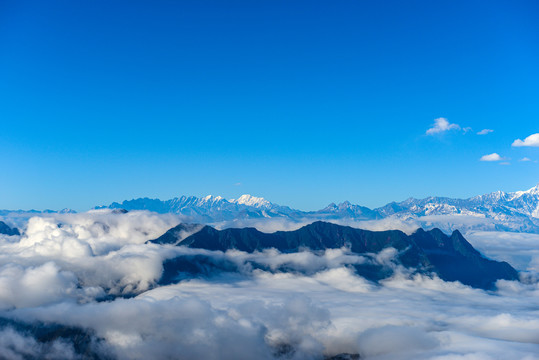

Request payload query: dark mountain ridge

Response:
[153,221,518,289]
[0,220,20,236]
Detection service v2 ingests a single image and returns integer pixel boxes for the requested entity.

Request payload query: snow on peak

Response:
[528,183,539,194]
[230,194,271,208]
[201,195,224,203]
[508,183,539,200]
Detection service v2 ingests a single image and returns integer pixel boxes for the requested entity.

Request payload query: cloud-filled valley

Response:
[0,211,537,359]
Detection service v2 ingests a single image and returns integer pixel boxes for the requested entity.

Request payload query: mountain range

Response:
[2,184,538,234]
[98,184,539,233]
[151,221,518,290]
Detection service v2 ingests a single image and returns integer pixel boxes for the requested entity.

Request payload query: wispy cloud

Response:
[480,153,505,162]
[477,129,494,135]
[512,133,539,147]
[426,118,461,135]
[519,157,531,162]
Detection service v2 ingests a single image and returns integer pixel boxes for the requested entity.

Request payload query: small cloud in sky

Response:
[512,133,539,147]
[477,129,494,135]
[499,162,511,165]
[519,157,531,162]
[463,127,473,133]
[426,118,460,135]
[234,182,242,186]
[480,153,505,162]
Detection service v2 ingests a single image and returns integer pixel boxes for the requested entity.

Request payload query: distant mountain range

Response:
[151,221,518,290]
[2,184,538,234]
[98,184,539,233]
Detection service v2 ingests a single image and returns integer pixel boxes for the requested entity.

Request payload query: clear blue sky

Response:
[1,0,538,211]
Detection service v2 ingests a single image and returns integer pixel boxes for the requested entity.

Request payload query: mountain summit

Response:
[229,194,271,208]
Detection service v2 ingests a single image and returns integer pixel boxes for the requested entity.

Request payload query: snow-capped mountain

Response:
[310,201,380,220]
[97,194,297,222]
[76,182,539,234]
[229,194,271,208]
[97,194,380,223]
[378,184,539,218]
[374,184,539,233]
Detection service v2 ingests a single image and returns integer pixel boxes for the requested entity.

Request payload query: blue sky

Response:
[1,0,538,211]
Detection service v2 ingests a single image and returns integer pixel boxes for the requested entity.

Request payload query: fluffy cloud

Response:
[479,153,505,162]
[426,118,461,135]
[0,211,184,302]
[0,262,101,310]
[512,133,539,147]
[6,263,537,360]
[477,129,494,135]
[0,327,80,360]
[465,230,539,272]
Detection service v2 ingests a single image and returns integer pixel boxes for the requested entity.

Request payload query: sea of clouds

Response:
[0,210,537,359]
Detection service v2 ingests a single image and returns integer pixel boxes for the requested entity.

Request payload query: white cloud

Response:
[477,129,494,135]
[0,328,79,360]
[512,133,539,147]
[520,157,532,162]
[465,231,539,272]
[479,153,504,162]
[6,260,536,360]
[0,262,71,309]
[426,118,461,135]
[0,211,184,302]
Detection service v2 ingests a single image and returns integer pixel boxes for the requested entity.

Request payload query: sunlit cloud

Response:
[512,133,539,147]
[479,153,505,162]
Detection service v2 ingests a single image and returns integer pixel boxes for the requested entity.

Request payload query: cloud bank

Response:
[0,212,537,359]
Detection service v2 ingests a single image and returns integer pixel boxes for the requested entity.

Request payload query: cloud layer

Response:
[0,212,537,359]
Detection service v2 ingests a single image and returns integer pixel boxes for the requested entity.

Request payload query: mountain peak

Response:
[507,183,539,200]
[527,183,539,194]
[230,194,271,208]
[201,195,224,203]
